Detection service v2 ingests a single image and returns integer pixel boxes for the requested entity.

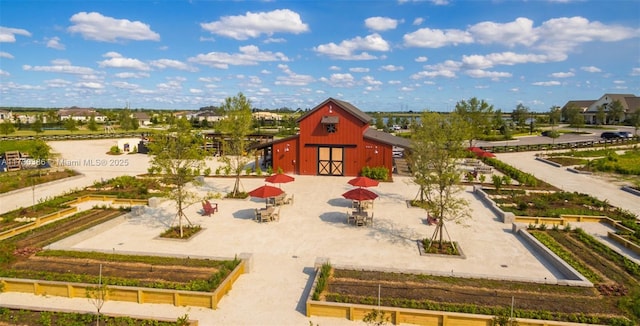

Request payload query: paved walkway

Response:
[0,139,638,325]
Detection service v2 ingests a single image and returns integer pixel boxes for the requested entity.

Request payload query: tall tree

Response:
[217,92,254,197]
[407,112,471,250]
[607,100,625,124]
[511,103,529,129]
[148,117,205,238]
[454,97,494,147]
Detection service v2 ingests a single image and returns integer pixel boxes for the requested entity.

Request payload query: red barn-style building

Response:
[257,98,410,179]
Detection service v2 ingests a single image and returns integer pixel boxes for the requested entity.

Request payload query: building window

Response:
[326,123,337,133]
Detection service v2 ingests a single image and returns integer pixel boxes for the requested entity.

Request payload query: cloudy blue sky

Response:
[0,0,638,112]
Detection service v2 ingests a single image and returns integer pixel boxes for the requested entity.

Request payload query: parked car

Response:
[601,132,624,139]
[617,131,633,138]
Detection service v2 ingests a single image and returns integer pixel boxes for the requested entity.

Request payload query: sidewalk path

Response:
[495,151,640,218]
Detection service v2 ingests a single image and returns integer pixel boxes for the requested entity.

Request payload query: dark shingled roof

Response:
[297,98,372,124]
[364,128,411,148]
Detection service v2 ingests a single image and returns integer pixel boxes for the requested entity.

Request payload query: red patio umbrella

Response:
[348,176,379,188]
[265,173,295,188]
[342,188,379,201]
[248,185,284,198]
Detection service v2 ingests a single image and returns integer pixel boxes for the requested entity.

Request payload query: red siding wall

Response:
[284,100,394,178]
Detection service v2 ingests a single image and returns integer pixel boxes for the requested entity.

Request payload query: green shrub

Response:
[109,145,121,155]
[361,166,389,181]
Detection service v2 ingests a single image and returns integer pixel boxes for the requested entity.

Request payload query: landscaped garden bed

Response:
[312,228,640,325]
[0,168,80,194]
[0,307,194,326]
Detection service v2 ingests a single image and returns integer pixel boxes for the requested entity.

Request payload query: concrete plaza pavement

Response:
[0,139,637,325]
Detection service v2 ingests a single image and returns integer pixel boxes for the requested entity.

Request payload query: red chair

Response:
[202,200,218,216]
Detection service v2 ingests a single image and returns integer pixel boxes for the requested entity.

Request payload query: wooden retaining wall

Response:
[0,259,246,310]
[306,267,601,326]
[0,195,149,241]
[608,232,640,255]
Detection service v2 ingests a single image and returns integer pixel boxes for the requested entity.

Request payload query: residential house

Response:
[564,94,639,124]
[58,107,107,122]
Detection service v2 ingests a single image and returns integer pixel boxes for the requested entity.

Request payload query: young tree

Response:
[564,104,584,131]
[31,115,43,135]
[217,92,254,197]
[0,120,16,135]
[87,114,99,131]
[596,105,606,125]
[454,97,494,147]
[548,106,562,127]
[629,109,640,137]
[148,117,205,238]
[64,118,78,132]
[28,139,51,177]
[607,100,625,125]
[407,112,471,250]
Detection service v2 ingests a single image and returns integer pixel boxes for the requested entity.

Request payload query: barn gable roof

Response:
[296,98,372,124]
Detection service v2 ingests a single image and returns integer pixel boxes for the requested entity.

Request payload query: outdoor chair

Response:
[347,211,355,225]
[255,209,262,222]
[271,208,281,222]
[366,212,373,226]
[285,194,294,205]
[260,211,272,223]
[202,200,218,216]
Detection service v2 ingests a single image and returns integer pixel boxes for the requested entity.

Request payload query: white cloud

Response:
[201,9,309,40]
[388,80,401,85]
[75,81,104,89]
[329,66,341,71]
[581,66,601,73]
[465,69,512,79]
[462,52,565,69]
[114,72,150,78]
[23,61,96,75]
[532,81,561,86]
[0,69,9,77]
[0,51,14,59]
[631,68,640,76]
[111,81,139,89]
[275,64,314,86]
[410,60,461,79]
[319,73,356,88]
[314,33,390,60]
[46,36,65,50]
[68,12,160,42]
[469,17,537,47]
[362,75,383,85]
[264,37,286,44]
[350,67,370,73]
[415,56,428,62]
[413,18,424,26]
[98,55,151,71]
[150,59,197,71]
[403,27,473,48]
[0,27,31,42]
[380,65,404,71]
[535,16,638,54]
[190,88,203,94]
[189,45,289,69]
[365,17,399,31]
[549,71,574,78]
[45,79,71,88]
